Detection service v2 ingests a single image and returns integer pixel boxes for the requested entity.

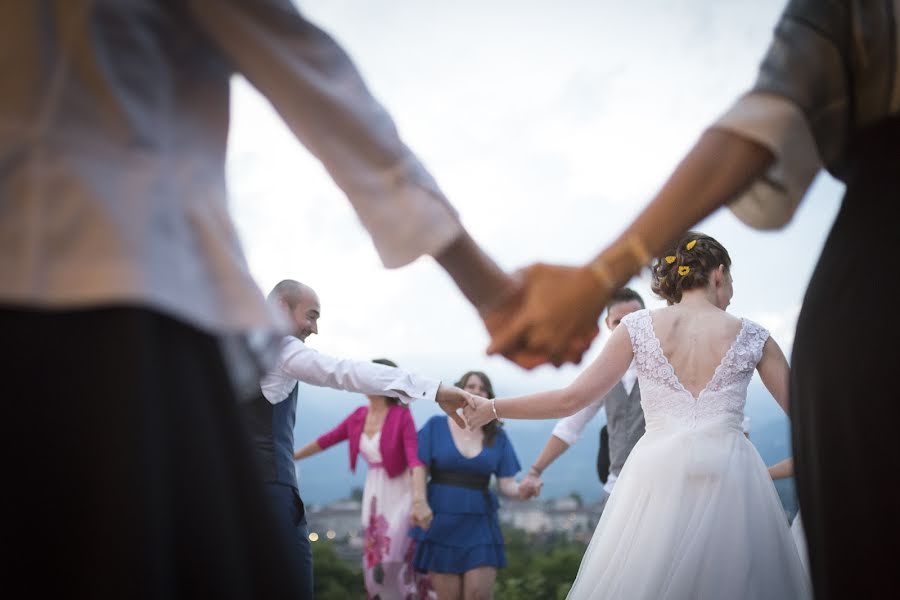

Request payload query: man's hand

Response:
[486,263,606,368]
[518,473,543,500]
[436,384,473,429]
[462,394,496,430]
[409,498,433,529]
[480,282,559,370]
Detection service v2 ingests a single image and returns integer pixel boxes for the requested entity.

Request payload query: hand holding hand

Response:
[518,473,543,500]
[462,395,496,430]
[479,280,554,370]
[436,384,473,429]
[409,498,433,529]
[486,263,607,368]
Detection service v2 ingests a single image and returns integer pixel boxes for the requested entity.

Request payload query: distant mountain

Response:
[293,379,798,518]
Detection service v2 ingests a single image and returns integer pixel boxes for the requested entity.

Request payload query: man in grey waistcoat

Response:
[244,279,472,599]
[518,289,645,508]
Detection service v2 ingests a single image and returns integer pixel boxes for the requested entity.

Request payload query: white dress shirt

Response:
[551,361,637,447]
[261,337,440,404]
[0,1,462,336]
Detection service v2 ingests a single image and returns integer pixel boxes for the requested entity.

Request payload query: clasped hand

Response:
[436,384,475,429]
[480,263,609,369]
[409,498,433,529]
[461,395,495,430]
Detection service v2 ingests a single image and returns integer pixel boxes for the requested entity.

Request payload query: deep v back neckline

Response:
[646,312,746,401]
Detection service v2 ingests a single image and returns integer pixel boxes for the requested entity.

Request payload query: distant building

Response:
[308,492,605,563]
[306,498,364,563]
[307,498,362,540]
[499,495,603,541]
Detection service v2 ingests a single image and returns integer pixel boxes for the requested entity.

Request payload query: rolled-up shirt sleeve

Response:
[714,93,822,229]
[711,0,850,229]
[551,397,604,446]
[279,340,440,403]
[189,0,464,267]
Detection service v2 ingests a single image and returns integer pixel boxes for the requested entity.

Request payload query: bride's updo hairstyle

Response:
[651,231,731,305]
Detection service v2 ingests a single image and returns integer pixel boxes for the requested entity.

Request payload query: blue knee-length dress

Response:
[410,415,520,574]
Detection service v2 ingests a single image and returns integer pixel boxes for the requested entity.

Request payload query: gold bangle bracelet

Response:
[587,258,617,292]
[588,234,651,291]
[624,234,652,268]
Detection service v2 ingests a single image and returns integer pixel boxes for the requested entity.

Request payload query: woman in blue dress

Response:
[411,371,522,599]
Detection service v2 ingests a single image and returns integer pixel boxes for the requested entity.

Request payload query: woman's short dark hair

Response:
[606,287,645,312]
[455,370,502,446]
[650,231,731,305]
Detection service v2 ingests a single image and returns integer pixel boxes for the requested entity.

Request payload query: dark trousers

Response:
[1,305,307,599]
[791,119,900,599]
[265,484,314,599]
[596,425,611,484]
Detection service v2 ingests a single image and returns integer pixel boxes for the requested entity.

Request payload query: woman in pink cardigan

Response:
[294,359,434,599]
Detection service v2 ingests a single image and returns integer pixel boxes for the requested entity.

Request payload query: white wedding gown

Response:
[567,309,810,599]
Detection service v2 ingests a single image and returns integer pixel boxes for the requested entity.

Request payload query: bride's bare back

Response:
[650,304,744,399]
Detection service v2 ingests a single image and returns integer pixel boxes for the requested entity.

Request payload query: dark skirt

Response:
[1,305,306,599]
[791,117,900,599]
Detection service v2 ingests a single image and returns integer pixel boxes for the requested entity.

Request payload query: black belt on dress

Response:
[429,468,490,491]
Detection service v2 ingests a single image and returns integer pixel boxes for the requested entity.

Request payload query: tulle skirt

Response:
[567,414,810,600]
[791,512,809,574]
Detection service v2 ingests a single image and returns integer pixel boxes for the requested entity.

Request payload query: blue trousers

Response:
[265,484,313,599]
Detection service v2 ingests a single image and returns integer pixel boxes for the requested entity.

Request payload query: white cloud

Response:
[748,305,802,358]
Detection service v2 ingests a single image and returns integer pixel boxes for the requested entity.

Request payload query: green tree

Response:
[312,541,366,600]
[495,525,585,600]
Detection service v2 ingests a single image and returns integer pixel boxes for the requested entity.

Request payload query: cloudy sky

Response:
[226,0,843,422]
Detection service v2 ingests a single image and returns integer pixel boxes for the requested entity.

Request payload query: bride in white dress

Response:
[464,232,810,599]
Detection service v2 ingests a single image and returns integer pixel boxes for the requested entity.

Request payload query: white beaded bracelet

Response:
[491,398,500,421]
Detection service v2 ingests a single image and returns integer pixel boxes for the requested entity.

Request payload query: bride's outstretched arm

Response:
[465,326,633,428]
[768,457,794,480]
[757,336,791,415]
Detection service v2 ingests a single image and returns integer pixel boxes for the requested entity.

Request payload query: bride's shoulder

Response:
[619,308,650,328]
[737,316,771,341]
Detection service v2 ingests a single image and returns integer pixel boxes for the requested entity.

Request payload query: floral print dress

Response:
[360,431,433,599]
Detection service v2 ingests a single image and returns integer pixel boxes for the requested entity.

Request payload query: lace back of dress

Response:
[622,309,770,422]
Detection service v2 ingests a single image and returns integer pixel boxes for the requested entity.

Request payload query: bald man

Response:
[242,279,472,598]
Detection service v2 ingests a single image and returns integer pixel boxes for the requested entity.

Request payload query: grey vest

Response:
[241,384,299,489]
[604,381,645,477]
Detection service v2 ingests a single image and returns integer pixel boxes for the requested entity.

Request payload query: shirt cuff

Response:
[391,374,440,404]
[603,472,618,495]
[551,422,579,446]
[712,92,822,230]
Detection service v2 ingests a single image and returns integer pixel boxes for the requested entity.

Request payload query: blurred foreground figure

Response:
[0,2,520,597]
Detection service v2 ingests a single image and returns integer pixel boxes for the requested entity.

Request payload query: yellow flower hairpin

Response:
[664,255,677,264]
[686,239,698,251]
[678,266,691,276]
